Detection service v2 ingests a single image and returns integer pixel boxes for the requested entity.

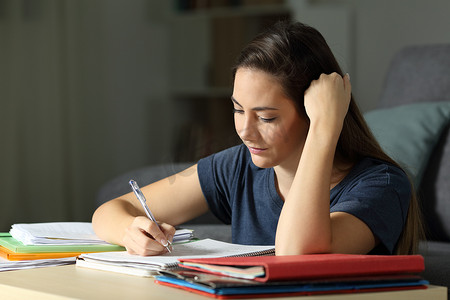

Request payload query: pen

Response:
[129,179,172,253]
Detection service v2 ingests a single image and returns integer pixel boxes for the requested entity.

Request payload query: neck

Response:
[273,159,300,202]
[274,158,353,201]
[330,159,354,189]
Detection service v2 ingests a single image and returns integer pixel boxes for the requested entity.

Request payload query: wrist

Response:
[307,121,342,146]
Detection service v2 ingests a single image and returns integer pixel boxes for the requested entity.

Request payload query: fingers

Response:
[160,223,176,246]
[123,228,163,256]
[304,72,352,134]
[317,72,352,102]
[122,216,176,256]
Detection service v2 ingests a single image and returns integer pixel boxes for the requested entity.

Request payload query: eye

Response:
[232,108,244,115]
[259,116,277,123]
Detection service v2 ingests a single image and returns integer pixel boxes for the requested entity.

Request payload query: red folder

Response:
[178,254,424,282]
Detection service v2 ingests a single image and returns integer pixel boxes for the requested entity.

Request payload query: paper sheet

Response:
[10,222,106,245]
[10,222,193,246]
[79,239,274,270]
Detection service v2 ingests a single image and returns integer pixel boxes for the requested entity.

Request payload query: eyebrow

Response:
[231,96,278,112]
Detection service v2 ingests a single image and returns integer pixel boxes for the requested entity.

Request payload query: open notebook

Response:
[76,239,275,277]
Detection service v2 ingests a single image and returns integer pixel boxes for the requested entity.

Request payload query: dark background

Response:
[1,0,449,231]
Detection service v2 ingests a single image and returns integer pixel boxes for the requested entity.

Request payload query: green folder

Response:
[0,233,125,253]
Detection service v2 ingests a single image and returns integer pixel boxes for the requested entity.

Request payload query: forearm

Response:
[92,198,140,245]
[275,125,339,255]
[92,165,207,247]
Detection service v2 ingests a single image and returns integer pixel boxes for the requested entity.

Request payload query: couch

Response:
[96,44,450,293]
[368,44,450,293]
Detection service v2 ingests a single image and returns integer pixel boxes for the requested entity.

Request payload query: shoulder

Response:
[197,144,254,190]
[346,157,411,197]
[197,144,251,173]
[331,157,412,254]
[334,157,412,212]
[208,143,249,162]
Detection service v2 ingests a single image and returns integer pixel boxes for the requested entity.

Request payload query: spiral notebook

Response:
[76,239,274,277]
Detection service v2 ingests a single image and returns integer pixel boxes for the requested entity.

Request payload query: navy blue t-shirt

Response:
[197,144,411,254]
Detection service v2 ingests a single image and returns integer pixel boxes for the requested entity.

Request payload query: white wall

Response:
[0,0,174,230]
[330,0,450,111]
[101,0,173,171]
[289,0,450,111]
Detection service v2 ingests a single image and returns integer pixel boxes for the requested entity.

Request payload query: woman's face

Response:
[232,68,309,169]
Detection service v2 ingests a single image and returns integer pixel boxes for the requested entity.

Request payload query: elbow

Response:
[91,206,105,239]
[91,202,118,243]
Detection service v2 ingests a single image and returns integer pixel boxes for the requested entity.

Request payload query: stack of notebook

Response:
[0,222,194,272]
[154,254,428,298]
[0,232,124,261]
[0,223,126,261]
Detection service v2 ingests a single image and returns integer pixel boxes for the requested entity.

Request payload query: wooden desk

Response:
[0,265,447,300]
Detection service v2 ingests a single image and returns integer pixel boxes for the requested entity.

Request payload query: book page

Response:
[80,239,274,268]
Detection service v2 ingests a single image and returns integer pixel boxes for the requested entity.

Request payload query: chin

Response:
[250,155,276,169]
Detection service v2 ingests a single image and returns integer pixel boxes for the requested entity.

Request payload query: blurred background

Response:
[1,0,449,231]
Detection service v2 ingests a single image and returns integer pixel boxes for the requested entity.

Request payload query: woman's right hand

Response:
[122,216,176,256]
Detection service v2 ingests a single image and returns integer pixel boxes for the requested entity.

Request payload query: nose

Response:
[236,115,259,142]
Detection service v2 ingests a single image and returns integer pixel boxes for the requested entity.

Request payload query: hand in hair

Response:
[304,73,351,140]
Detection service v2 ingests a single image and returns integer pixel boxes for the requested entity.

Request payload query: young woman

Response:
[92,21,423,256]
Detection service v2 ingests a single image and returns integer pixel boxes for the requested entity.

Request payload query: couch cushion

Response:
[364,101,450,188]
[379,44,450,108]
[186,224,232,243]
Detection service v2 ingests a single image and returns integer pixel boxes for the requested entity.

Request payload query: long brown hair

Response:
[233,20,424,254]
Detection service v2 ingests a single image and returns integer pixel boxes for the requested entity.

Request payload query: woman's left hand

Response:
[303,72,351,138]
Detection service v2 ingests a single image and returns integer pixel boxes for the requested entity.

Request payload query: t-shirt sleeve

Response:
[330,164,411,254]
[197,145,245,224]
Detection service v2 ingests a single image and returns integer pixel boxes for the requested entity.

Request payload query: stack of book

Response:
[154,254,429,298]
[0,223,126,262]
[0,222,193,272]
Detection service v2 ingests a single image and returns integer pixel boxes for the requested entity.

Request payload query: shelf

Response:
[168,1,291,161]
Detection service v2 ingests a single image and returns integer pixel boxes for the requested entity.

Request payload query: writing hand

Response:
[122,216,175,256]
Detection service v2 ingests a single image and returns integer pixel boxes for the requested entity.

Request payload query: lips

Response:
[247,146,267,155]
